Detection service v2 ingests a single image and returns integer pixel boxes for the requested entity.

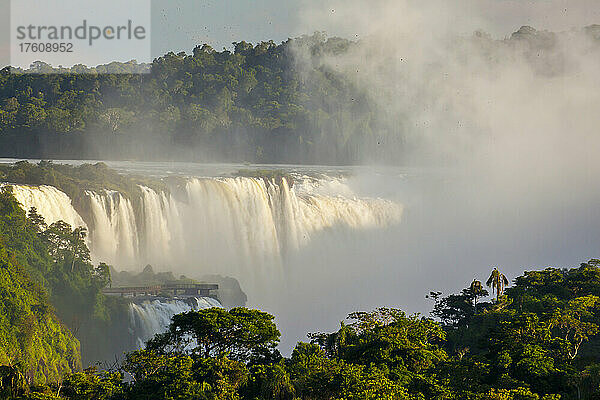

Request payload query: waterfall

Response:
[130,177,403,282]
[3,173,404,356]
[8,184,87,229]
[137,186,185,268]
[176,178,284,276]
[86,190,139,266]
[128,297,222,347]
[5,176,403,282]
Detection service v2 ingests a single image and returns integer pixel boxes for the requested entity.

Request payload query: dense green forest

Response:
[0,34,374,164]
[2,182,600,398]
[0,190,81,385]
[2,26,598,164]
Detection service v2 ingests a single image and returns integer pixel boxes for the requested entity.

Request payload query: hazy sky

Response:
[1,0,599,67]
[151,0,600,54]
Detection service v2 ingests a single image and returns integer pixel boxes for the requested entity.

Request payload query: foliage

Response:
[61,368,123,400]
[0,188,81,388]
[0,35,382,164]
[146,307,280,363]
[0,186,131,382]
[2,27,598,164]
[487,267,510,302]
[430,262,600,399]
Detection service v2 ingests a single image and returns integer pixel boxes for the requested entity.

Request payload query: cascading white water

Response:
[132,177,403,282]
[7,184,87,229]
[128,297,222,347]
[5,176,402,287]
[137,186,185,268]
[85,190,139,266]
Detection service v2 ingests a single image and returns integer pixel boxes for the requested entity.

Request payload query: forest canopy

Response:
[0,34,371,164]
[2,26,598,164]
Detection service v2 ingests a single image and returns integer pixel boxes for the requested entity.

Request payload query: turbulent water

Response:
[85,190,139,265]
[129,297,222,347]
[6,174,402,296]
[8,184,87,229]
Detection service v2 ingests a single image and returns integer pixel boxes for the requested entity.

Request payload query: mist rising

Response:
[263,0,600,351]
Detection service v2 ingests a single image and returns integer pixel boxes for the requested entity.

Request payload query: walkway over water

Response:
[103,283,219,298]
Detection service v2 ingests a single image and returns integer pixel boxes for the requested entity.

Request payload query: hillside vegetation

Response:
[0,184,133,382]
[2,27,598,164]
[0,188,81,386]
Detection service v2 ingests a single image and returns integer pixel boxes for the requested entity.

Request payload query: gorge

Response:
[1,162,404,359]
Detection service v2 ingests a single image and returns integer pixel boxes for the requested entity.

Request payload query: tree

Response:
[70,227,88,272]
[98,108,135,134]
[43,221,89,268]
[549,295,600,359]
[469,279,487,311]
[430,283,489,327]
[147,307,280,363]
[27,207,47,233]
[122,351,209,400]
[308,308,448,399]
[0,188,82,385]
[0,35,375,164]
[0,365,27,398]
[487,267,510,302]
[61,368,123,400]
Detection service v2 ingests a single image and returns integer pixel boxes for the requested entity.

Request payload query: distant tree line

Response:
[0,34,385,164]
[1,26,599,165]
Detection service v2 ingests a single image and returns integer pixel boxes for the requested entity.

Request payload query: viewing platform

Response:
[103,283,219,299]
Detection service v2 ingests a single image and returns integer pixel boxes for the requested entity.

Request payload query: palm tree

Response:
[469,279,486,311]
[486,267,509,302]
